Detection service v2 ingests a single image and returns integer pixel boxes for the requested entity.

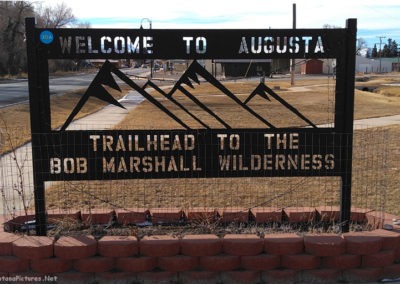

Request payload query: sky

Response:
[39,0,400,49]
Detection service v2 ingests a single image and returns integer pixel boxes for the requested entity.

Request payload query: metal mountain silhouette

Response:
[167,60,275,129]
[60,60,126,131]
[61,60,316,131]
[142,80,210,129]
[60,60,190,131]
[145,60,316,129]
[244,83,317,128]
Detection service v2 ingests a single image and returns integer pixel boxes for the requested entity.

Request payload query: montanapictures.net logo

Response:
[0,275,57,282]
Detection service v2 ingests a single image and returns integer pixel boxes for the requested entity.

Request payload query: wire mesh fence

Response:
[0,60,398,228]
[1,125,396,223]
[0,132,35,217]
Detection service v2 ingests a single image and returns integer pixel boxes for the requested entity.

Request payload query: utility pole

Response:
[141,18,153,78]
[290,3,296,86]
[377,36,386,73]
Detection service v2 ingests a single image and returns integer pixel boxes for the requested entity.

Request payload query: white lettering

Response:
[75,36,86,54]
[90,135,100,152]
[302,36,313,53]
[50,157,87,174]
[276,37,287,54]
[251,37,262,54]
[238,37,249,54]
[217,134,228,150]
[114,36,125,54]
[59,36,72,54]
[229,134,240,150]
[196,37,207,54]
[127,36,140,53]
[101,36,112,53]
[289,37,300,53]
[183,36,193,54]
[264,37,274,53]
[314,36,325,53]
[144,36,153,54]
[87,36,98,53]
[238,36,325,55]
[50,158,61,174]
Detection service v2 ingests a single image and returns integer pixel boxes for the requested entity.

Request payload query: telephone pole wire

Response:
[377,36,386,73]
[290,3,296,86]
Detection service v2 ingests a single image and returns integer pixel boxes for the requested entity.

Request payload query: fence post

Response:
[338,19,357,232]
[26,17,51,236]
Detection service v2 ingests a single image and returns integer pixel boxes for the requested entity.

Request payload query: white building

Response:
[355,55,392,73]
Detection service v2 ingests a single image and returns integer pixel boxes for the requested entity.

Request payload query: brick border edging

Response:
[1,229,400,283]
[3,206,396,232]
[2,207,400,283]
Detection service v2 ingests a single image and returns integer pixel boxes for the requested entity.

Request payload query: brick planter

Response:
[2,207,400,283]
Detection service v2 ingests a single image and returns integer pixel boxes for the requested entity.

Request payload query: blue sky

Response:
[41,0,400,49]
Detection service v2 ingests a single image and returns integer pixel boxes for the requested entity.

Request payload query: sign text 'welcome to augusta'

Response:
[37,28,345,59]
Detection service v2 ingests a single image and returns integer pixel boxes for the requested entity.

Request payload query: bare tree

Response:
[0,2,82,75]
[36,2,76,28]
[0,114,32,218]
[34,2,79,72]
[323,24,367,56]
[356,38,368,56]
[0,1,34,75]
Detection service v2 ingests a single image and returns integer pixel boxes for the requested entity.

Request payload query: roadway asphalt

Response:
[0,67,150,108]
[0,73,96,108]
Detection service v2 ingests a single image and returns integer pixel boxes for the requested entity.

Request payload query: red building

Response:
[301,59,323,74]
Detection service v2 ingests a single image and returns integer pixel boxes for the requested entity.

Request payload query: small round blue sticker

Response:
[40,30,54,44]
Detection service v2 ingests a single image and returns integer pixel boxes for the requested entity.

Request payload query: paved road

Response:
[0,67,149,108]
[0,73,95,108]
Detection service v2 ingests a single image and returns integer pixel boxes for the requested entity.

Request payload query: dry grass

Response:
[116,79,332,129]
[355,88,400,119]
[1,74,399,217]
[116,78,400,130]
[43,76,400,216]
[45,126,400,216]
[0,85,130,153]
[351,125,400,215]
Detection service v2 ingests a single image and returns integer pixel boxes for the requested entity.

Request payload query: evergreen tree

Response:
[381,38,399,57]
[390,39,398,57]
[382,44,390,57]
[371,44,378,58]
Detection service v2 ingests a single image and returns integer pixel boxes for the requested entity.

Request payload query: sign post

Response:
[336,19,357,232]
[25,17,357,235]
[26,17,51,235]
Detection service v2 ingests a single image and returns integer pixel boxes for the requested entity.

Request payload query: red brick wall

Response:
[1,208,400,283]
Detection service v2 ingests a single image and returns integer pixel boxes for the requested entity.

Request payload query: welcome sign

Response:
[25,18,357,234]
[37,29,341,59]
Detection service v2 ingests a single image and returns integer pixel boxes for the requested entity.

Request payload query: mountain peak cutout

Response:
[60,60,316,131]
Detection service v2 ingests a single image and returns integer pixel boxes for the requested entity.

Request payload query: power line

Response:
[377,36,386,73]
